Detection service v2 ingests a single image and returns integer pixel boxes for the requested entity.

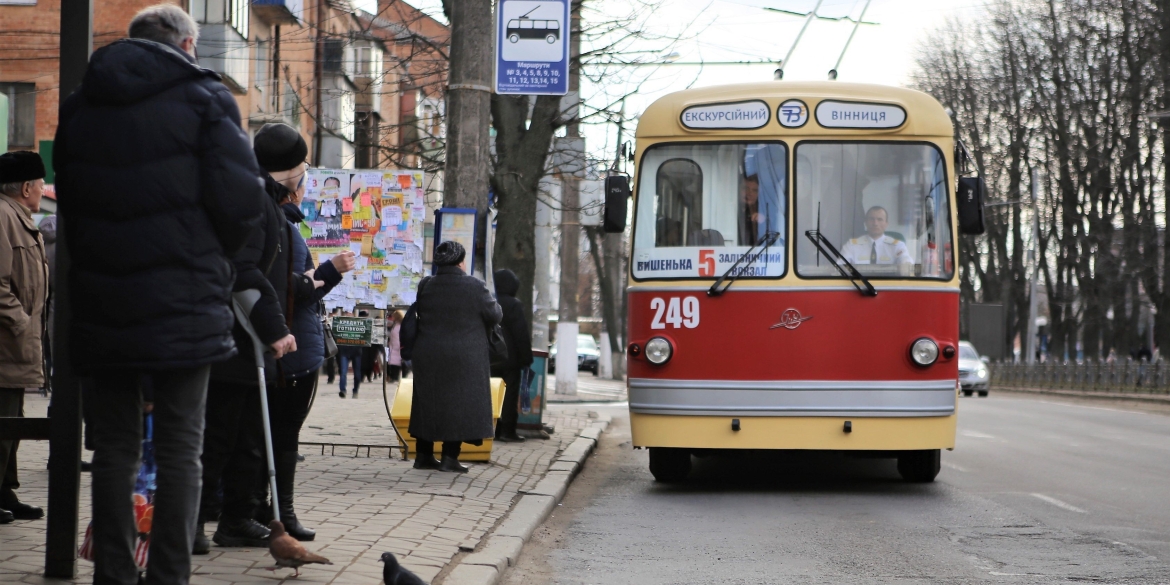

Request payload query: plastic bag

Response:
[79,413,155,568]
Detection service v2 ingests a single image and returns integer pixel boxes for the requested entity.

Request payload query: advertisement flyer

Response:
[304,169,428,311]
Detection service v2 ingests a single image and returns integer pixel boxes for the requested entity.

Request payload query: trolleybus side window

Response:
[632,142,787,279]
[794,142,953,280]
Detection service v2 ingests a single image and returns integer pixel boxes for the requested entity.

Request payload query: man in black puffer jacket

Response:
[52,6,268,585]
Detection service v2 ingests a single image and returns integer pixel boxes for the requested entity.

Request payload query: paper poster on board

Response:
[305,169,428,310]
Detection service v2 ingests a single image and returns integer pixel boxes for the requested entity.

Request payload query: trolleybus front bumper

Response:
[628,378,956,417]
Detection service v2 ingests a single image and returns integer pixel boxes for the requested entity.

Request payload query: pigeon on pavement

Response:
[380,551,427,585]
[267,520,332,577]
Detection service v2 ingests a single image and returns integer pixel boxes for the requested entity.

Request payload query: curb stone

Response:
[441,413,610,585]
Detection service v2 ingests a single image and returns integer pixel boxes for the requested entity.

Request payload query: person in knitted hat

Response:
[0,150,49,524]
[193,122,306,553]
[246,123,355,542]
[408,240,503,473]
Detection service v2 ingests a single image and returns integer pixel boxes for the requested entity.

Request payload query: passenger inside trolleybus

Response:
[633,142,787,279]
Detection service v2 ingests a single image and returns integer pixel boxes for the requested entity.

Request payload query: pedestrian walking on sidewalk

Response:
[250,123,356,542]
[195,124,304,553]
[408,241,502,473]
[491,269,533,443]
[53,6,264,582]
[0,151,49,525]
[337,335,362,398]
[387,310,406,381]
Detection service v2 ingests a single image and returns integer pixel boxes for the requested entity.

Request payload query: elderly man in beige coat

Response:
[0,150,49,524]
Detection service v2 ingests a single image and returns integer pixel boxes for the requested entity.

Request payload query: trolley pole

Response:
[1026,168,1040,364]
[775,0,824,79]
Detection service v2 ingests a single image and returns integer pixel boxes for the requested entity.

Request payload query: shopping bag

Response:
[79,413,156,568]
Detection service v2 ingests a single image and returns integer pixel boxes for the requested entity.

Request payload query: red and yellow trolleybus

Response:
[604,82,986,482]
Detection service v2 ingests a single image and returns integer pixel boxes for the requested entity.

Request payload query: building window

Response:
[1,83,36,148]
[189,0,248,38]
[229,0,248,39]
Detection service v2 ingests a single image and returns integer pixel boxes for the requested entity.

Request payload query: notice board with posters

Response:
[302,169,428,311]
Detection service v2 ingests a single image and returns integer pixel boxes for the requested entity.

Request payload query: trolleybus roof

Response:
[636,81,952,139]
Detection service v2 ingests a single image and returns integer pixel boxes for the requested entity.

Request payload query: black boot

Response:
[212,517,270,547]
[0,489,43,520]
[275,451,315,541]
[413,441,441,470]
[439,442,468,473]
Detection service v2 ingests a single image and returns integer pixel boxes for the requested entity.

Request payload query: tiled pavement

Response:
[1,376,597,584]
[545,375,627,404]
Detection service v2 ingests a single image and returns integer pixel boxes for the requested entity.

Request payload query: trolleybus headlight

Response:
[645,337,673,365]
[910,338,939,366]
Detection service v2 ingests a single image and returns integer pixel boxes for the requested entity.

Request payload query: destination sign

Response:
[680,101,770,130]
[815,100,907,129]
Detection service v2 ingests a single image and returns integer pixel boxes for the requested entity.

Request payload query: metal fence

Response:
[992,360,1170,395]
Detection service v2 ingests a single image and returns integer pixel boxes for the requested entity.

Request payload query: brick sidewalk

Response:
[1,376,596,584]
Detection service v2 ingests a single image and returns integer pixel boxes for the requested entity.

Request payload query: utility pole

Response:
[442,0,494,278]
[1026,168,1040,364]
[556,2,582,395]
[46,0,92,577]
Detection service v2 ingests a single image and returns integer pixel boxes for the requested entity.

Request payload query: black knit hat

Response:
[434,240,466,267]
[0,151,46,184]
[253,123,308,172]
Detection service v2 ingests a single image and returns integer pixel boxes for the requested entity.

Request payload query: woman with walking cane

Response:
[251,123,356,541]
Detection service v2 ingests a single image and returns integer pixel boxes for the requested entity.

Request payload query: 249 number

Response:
[650,297,700,329]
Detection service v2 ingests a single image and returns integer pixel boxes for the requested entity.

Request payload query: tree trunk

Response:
[442,0,494,276]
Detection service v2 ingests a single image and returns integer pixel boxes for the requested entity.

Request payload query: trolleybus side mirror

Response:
[956,176,986,235]
[604,175,631,233]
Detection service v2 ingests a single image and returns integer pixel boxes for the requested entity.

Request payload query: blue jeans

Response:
[338,353,361,394]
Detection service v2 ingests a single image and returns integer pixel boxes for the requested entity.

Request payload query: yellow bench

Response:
[388,378,505,462]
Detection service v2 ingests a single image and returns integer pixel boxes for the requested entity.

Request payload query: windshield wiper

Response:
[804,230,877,297]
[707,231,781,297]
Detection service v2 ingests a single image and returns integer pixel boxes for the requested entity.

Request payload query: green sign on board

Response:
[331,317,373,347]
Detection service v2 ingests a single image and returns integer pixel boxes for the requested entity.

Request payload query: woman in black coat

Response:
[408,241,503,473]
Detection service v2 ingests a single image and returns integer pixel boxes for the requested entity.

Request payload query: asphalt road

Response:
[501,394,1170,584]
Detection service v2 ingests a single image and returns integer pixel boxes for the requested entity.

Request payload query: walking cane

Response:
[231,289,281,524]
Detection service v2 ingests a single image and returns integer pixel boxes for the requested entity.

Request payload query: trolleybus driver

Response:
[840,206,912,265]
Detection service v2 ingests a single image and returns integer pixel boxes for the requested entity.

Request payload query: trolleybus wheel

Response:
[546,34,557,43]
[509,34,520,43]
[896,449,940,483]
[978,390,989,397]
[649,448,691,482]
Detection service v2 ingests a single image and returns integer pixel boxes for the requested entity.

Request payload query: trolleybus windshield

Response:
[632,142,787,280]
[794,142,953,280]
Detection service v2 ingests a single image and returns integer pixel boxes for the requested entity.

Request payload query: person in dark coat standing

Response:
[409,241,502,473]
[194,123,304,554]
[251,123,356,542]
[490,269,533,442]
[52,6,265,584]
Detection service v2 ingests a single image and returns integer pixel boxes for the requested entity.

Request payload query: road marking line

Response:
[961,430,997,439]
[1034,399,1162,416]
[942,462,968,472]
[1031,493,1087,514]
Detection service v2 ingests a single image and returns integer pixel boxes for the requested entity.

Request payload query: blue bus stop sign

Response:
[495,0,570,95]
